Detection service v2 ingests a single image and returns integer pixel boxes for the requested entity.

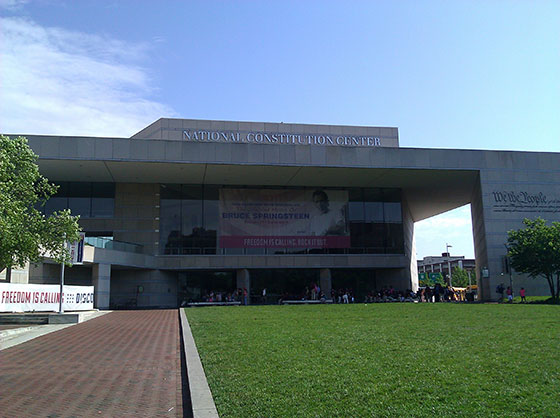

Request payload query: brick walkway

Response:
[0,310,185,417]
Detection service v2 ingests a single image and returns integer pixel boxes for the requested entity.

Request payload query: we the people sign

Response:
[0,283,94,312]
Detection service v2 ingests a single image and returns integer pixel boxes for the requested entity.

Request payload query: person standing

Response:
[243,288,248,306]
[496,283,505,303]
[434,283,441,302]
[520,287,527,303]
[506,286,513,303]
[262,288,267,305]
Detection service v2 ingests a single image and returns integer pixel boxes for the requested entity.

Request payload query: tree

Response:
[0,135,81,278]
[451,267,471,287]
[507,218,560,303]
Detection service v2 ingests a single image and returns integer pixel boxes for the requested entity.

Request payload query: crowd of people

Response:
[192,282,478,306]
[416,283,466,302]
[201,288,249,305]
[495,283,527,303]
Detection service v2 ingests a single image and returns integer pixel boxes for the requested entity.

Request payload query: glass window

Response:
[44,197,67,216]
[201,186,218,253]
[157,185,405,255]
[350,223,365,248]
[181,185,203,200]
[182,200,203,237]
[160,198,181,254]
[91,182,115,198]
[42,182,114,219]
[348,201,364,221]
[223,248,243,255]
[246,248,265,255]
[386,223,404,254]
[53,182,68,196]
[68,182,91,198]
[91,198,114,218]
[383,188,401,202]
[363,188,383,202]
[203,185,219,234]
[68,197,91,217]
[363,223,385,250]
[383,202,402,223]
[364,202,383,222]
[161,184,182,199]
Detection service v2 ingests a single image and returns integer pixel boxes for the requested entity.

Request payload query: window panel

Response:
[160,198,181,254]
[161,184,182,199]
[364,202,383,222]
[68,197,91,217]
[384,202,402,223]
[91,182,115,198]
[91,197,114,218]
[45,197,67,216]
[348,201,364,221]
[67,182,91,197]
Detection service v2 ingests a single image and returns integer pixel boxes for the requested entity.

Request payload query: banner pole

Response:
[59,237,66,314]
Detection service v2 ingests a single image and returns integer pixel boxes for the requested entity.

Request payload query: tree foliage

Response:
[0,135,81,271]
[507,218,560,302]
[451,267,472,287]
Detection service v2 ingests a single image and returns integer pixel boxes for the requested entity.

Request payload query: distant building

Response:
[417,253,475,285]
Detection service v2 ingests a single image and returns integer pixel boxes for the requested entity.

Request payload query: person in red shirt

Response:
[519,287,527,303]
[506,286,513,303]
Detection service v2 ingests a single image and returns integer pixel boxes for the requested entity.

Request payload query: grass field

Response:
[187,303,560,417]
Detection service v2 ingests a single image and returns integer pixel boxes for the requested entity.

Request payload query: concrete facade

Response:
[4,118,558,307]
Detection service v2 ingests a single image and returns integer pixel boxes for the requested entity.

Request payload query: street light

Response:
[446,243,452,286]
[504,244,513,295]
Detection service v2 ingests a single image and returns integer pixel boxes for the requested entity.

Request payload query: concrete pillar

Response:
[28,263,45,284]
[93,264,111,309]
[319,268,332,299]
[236,269,250,305]
[2,266,29,283]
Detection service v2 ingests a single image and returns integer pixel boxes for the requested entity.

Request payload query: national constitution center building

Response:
[11,118,560,307]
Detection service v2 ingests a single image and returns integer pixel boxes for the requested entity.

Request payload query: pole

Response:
[508,257,513,296]
[59,236,67,314]
[504,244,513,299]
[446,243,453,286]
[59,260,65,314]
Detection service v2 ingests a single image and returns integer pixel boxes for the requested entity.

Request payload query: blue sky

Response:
[1,0,559,259]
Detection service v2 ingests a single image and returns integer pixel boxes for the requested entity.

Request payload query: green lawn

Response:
[186,304,560,417]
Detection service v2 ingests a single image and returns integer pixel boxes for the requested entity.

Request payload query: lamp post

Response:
[59,237,67,314]
[504,244,513,295]
[446,243,452,286]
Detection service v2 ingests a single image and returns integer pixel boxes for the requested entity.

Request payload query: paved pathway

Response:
[0,310,185,417]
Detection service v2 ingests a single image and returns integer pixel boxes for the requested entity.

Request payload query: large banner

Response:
[0,283,94,313]
[219,189,350,248]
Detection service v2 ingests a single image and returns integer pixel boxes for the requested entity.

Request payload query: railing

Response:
[162,246,404,256]
[84,237,144,254]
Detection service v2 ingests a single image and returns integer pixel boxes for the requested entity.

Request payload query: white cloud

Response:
[0,0,28,10]
[415,205,474,260]
[0,17,176,137]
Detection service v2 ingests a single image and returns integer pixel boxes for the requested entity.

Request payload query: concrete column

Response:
[4,265,30,284]
[93,264,111,309]
[319,268,332,299]
[28,263,45,284]
[236,269,250,305]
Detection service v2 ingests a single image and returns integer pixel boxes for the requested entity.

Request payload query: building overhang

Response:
[37,157,477,222]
